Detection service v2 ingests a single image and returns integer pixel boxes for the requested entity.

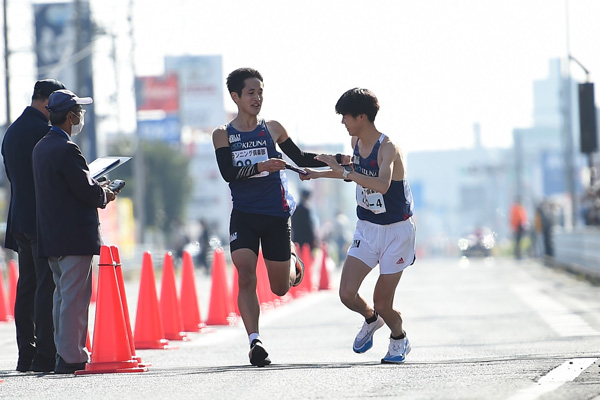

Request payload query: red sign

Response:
[135,74,179,113]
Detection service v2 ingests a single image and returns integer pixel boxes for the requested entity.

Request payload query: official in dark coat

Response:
[32,89,117,374]
[1,79,65,372]
[291,189,317,250]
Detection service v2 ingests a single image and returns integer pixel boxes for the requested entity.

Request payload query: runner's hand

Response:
[258,158,286,173]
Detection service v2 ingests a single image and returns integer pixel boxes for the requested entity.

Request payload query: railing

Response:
[552,227,600,280]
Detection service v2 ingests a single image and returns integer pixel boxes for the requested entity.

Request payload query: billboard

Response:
[34,2,77,83]
[135,74,179,113]
[137,114,180,144]
[165,55,225,130]
[34,1,97,160]
[135,74,181,143]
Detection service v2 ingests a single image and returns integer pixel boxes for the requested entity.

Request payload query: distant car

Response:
[457,227,495,257]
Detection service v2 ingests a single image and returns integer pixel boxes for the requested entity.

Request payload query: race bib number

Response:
[232,147,269,178]
[356,185,386,214]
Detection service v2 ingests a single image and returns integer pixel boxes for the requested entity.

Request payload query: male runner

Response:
[212,68,325,367]
[302,88,416,364]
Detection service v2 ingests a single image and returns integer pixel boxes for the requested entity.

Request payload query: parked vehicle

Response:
[458,227,495,257]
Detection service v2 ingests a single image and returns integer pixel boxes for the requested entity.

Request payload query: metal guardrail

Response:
[552,227,600,280]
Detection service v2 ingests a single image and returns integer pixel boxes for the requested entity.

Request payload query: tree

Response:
[109,138,191,237]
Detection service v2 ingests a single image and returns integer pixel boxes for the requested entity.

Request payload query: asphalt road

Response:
[0,255,599,400]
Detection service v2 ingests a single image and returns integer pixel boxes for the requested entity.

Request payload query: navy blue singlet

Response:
[352,134,414,225]
[227,119,295,217]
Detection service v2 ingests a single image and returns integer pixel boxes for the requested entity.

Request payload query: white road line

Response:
[507,358,598,400]
[512,285,600,337]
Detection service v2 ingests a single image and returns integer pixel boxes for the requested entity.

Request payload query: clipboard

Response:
[89,156,132,180]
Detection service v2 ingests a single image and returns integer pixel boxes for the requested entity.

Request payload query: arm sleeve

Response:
[278,138,327,167]
[215,146,259,182]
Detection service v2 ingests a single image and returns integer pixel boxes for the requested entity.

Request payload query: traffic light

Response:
[578,82,598,154]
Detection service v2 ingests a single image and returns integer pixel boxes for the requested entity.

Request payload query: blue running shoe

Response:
[353,316,385,353]
[381,335,411,364]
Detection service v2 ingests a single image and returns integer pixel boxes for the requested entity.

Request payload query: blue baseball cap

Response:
[46,89,93,113]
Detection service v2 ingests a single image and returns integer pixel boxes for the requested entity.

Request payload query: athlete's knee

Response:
[270,282,289,297]
[339,286,357,307]
[236,268,257,289]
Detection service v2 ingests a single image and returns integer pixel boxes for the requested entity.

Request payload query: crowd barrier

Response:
[552,226,600,280]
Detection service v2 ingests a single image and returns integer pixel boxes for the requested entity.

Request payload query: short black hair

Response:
[335,88,380,122]
[226,68,263,97]
[32,79,66,101]
[49,105,80,126]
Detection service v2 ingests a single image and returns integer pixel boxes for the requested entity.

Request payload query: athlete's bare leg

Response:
[264,258,294,296]
[232,248,259,335]
[373,271,404,337]
[339,256,405,336]
[339,255,373,319]
[264,242,300,296]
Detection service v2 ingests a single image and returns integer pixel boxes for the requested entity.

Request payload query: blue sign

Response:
[137,114,181,144]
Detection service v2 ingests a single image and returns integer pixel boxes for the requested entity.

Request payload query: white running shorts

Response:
[347,217,416,274]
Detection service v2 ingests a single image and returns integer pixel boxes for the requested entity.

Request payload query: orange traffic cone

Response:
[134,251,170,349]
[110,246,148,366]
[318,243,331,291]
[160,252,188,341]
[180,251,205,332]
[8,260,18,316]
[301,243,314,292]
[205,248,234,325]
[0,264,11,322]
[76,246,147,374]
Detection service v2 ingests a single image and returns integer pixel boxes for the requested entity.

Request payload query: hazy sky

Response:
[127,0,600,154]
[6,0,600,156]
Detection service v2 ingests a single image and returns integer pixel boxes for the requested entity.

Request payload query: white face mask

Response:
[70,112,85,136]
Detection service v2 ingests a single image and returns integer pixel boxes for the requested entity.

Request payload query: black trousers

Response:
[13,232,56,366]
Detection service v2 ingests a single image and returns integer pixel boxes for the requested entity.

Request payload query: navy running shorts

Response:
[229,209,292,261]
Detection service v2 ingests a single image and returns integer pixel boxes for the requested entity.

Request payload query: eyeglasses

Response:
[71,109,86,118]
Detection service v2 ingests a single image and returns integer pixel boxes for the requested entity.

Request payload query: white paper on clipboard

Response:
[88,156,132,180]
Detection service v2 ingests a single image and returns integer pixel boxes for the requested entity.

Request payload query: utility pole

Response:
[1,0,10,191]
[129,0,146,244]
[3,0,10,128]
[74,0,97,161]
[563,0,577,228]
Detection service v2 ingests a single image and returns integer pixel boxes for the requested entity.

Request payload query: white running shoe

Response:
[353,316,385,353]
[381,335,411,364]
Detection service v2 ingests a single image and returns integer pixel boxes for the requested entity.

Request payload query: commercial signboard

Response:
[135,74,179,113]
[165,55,225,130]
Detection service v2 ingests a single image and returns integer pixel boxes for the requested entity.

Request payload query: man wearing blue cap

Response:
[32,89,118,374]
[2,79,65,372]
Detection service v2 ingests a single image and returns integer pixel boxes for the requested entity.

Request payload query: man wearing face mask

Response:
[32,89,117,374]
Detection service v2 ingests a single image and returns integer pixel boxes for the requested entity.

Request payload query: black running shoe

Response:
[249,339,271,367]
[292,254,304,287]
